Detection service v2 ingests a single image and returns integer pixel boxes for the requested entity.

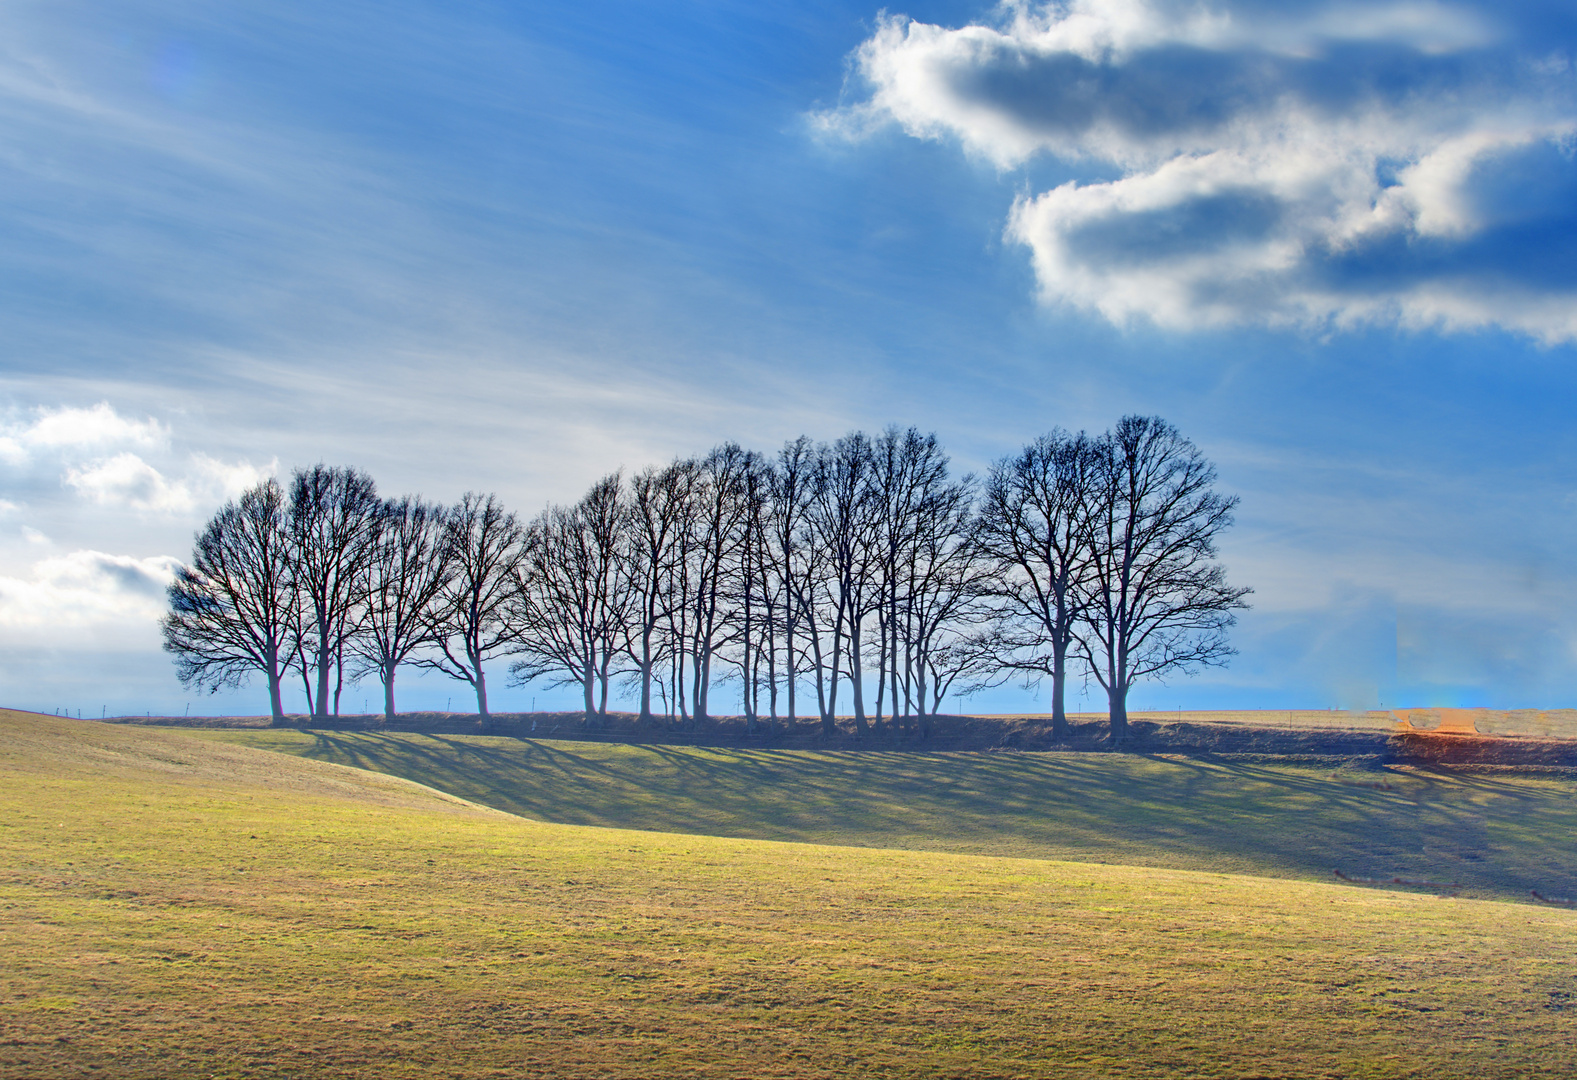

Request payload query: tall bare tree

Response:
[769,436,819,726]
[973,430,1099,739]
[624,460,697,722]
[681,444,757,723]
[740,455,784,728]
[510,474,631,721]
[719,453,775,731]
[866,427,978,730]
[162,479,296,724]
[896,448,983,729]
[424,492,527,718]
[1075,416,1251,746]
[352,497,453,721]
[808,433,883,734]
[287,465,381,721]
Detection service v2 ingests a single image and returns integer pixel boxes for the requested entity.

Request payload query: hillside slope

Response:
[3,711,1575,1078]
[197,727,1577,904]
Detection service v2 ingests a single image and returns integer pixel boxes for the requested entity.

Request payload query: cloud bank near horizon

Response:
[0,402,271,644]
[825,0,1577,338]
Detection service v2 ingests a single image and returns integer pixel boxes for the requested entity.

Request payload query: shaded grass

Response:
[193,728,1577,905]
[4,711,1577,1078]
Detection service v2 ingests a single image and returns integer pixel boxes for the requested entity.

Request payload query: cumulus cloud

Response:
[0,550,180,632]
[64,453,192,512]
[825,0,1577,338]
[63,450,274,514]
[0,401,274,515]
[0,401,167,464]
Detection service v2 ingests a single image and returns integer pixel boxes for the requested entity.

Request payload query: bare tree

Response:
[973,430,1099,739]
[919,628,995,718]
[624,460,697,722]
[1074,416,1251,746]
[162,479,296,725]
[897,450,983,731]
[807,433,883,734]
[352,497,453,721]
[423,492,527,718]
[717,453,775,731]
[865,427,979,732]
[769,437,819,726]
[510,474,631,722]
[287,465,381,722]
[869,427,917,731]
[681,444,757,723]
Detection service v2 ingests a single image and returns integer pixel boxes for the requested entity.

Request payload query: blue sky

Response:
[3,0,1576,717]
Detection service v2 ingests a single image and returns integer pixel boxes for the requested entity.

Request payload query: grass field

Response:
[1108,709,1577,739]
[5,710,1577,1077]
[192,727,1577,904]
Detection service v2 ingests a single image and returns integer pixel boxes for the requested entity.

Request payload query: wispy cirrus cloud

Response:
[823,0,1577,338]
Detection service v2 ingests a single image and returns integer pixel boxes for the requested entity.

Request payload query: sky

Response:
[3,0,1577,718]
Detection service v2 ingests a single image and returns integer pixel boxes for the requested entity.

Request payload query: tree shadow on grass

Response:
[280,733,1577,902]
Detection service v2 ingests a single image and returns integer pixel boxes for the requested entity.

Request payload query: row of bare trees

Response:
[163,417,1249,743]
[161,466,523,724]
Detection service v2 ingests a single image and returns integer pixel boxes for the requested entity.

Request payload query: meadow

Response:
[197,727,1577,904]
[4,709,1576,1078]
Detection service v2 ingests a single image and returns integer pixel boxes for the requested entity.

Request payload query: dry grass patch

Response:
[3,711,1576,1078]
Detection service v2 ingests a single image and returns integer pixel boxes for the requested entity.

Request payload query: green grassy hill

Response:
[194,727,1577,904]
[5,710,1576,1078]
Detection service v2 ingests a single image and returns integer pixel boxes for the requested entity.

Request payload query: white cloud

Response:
[0,399,273,515]
[63,450,275,515]
[825,0,1577,338]
[0,401,166,465]
[64,452,192,513]
[188,452,277,503]
[0,549,179,632]
[0,398,274,649]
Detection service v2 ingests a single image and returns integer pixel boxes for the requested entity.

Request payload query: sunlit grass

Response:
[5,711,1576,1077]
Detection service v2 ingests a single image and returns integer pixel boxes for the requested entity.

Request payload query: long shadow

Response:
[260,731,1577,902]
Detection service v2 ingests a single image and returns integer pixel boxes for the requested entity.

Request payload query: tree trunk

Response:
[810,624,831,733]
[826,611,843,734]
[766,613,779,726]
[300,660,315,722]
[784,620,795,723]
[849,620,867,736]
[474,661,489,718]
[691,636,707,724]
[314,634,331,722]
[1050,629,1071,741]
[873,612,886,733]
[1107,684,1129,748]
[266,661,285,727]
[698,649,713,723]
[638,624,654,723]
[383,661,398,722]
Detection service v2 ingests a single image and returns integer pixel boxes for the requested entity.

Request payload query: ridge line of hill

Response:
[97,709,1577,766]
